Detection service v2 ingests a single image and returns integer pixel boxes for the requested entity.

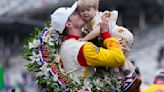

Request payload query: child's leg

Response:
[122,60,135,75]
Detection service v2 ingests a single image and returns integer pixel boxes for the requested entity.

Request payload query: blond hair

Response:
[78,0,99,11]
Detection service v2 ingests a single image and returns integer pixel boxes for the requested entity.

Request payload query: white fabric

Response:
[111,25,133,51]
[60,39,86,78]
[107,10,119,31]
[91,10,118,32]
[91,10,133,51]
[92,12,103,29]
[51,2,77,33]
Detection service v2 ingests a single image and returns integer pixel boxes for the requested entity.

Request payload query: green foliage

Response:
[22,44,32,60]
[44,21,51,28]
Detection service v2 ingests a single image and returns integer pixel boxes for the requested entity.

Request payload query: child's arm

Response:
[81,11,113,41]
[81,25,100,41]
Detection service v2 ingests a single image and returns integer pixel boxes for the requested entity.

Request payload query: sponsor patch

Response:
[89,45,100,54]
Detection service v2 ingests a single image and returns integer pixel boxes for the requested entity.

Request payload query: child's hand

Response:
[103,11,111,18]
[100,15,109,33]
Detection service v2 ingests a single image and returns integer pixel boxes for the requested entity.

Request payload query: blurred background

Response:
[0,0,164,92]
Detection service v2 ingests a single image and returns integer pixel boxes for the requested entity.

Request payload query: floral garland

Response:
[23,23,122,92]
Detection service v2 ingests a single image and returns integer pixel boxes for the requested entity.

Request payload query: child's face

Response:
[69,12,86,28]
[79,7,97,22]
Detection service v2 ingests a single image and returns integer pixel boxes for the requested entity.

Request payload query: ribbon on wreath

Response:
[37,29,68,91]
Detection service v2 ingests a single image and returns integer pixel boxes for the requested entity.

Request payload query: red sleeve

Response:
[77,45,88,66]
[101,32,112,40]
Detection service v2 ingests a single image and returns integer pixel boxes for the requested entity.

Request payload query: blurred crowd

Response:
[0,46,40,92]
[0,65,40,92]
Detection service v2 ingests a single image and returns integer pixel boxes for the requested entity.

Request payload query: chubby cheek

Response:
[79,12,84,17]
[81,15,87,20]
[79,13,87,20]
